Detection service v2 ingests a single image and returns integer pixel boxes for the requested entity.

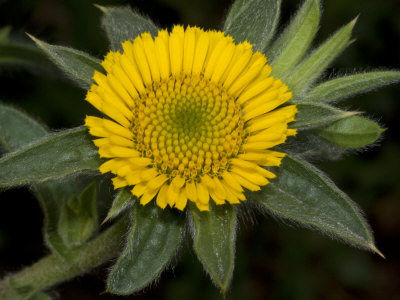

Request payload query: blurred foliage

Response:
[0,0,399,299]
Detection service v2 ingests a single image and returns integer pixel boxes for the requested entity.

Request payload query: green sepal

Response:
[270,0,320,77]
[103,188,135,224]
[248,154,382,256]
[285,17,357,98]
[27,34,103,89]
[0,104,47,153]
[294,102,358,130]
[189,203,236,295]
[316,116,384,148]
[223,0,281,52]
[0,126,101,188]
[107,202,183,295]
[57,181,99,248]
[305,71,400,103]
[97,5,158,52]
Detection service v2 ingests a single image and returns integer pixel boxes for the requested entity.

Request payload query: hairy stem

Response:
[0,218,127,299]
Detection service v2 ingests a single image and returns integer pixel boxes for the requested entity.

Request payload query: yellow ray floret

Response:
[85,25,297,211]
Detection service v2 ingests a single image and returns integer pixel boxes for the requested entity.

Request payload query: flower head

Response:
[85,25,297,211]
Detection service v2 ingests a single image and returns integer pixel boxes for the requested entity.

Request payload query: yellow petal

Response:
[156,184,169,209]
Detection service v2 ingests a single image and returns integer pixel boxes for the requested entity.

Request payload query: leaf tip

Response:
[380,127,388,133]
[369,243,385,259]
[349,15,359,29]
[101,215,111,226]
[344,110,362,117]
[93,4,108,14]
[26,33,46,50]
[25,32,36,42]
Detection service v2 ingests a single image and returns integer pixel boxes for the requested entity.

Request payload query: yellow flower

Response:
[84,25,297,211]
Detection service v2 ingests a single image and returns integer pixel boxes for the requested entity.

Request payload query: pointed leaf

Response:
[189,203,236,294]
[28,34,103,89]
[0,104,47,152]
[294,102,358,130]
[270,0,320,77]
[103,188,135,224]
[0,126,101,188]
[107,203,183,295]
[98,5,158,52]
[58,181,98,247]
[285,18,357,98]
[306,71,400,103]
[224,0,281,52]
[317,116,384,148]
[249,154,380,254]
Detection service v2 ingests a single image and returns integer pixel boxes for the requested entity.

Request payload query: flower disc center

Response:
[132,74,245,181]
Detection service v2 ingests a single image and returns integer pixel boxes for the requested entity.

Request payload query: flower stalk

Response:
[0,218,127,300]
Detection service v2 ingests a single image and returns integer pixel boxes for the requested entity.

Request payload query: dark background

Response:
[1,0,400,299]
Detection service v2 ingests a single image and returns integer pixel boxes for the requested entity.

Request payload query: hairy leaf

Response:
[280,131,346,161]
[294,102,358,130]
[103,188,135,224]
[0,104,47,152]
[317,116,384,148]
[189,203,236,295]
[285,18,357,98]
[250,155,381,255]
[270,0,320,77]
[305,71,400,103]
[98,5,158,52]
[224,0,281,52]
[0,105,98,261]
[28,35,103,89]
[107,203,183,295]
[0,126,101,188]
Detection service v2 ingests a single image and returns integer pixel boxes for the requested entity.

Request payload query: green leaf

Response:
[285,18,357,98]
[223,0,281,52]
[316,116,384,148]
[189,203,236,295]
[280,131,346,161]
[270,0,320,77]
[98,5,158,52]
[103,188,135,224]
[35,175,97,261]
[58,181,98,247]
[294,102,358,130]
[107,202,183,295]
[27,34,103,89]
[305,71,400,103]
[0,126,101,188]
[0,104,99,261]
[249,154,382,255]
[0,104,47,152]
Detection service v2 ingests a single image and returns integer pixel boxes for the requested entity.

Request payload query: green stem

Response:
[0,218,127,299]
